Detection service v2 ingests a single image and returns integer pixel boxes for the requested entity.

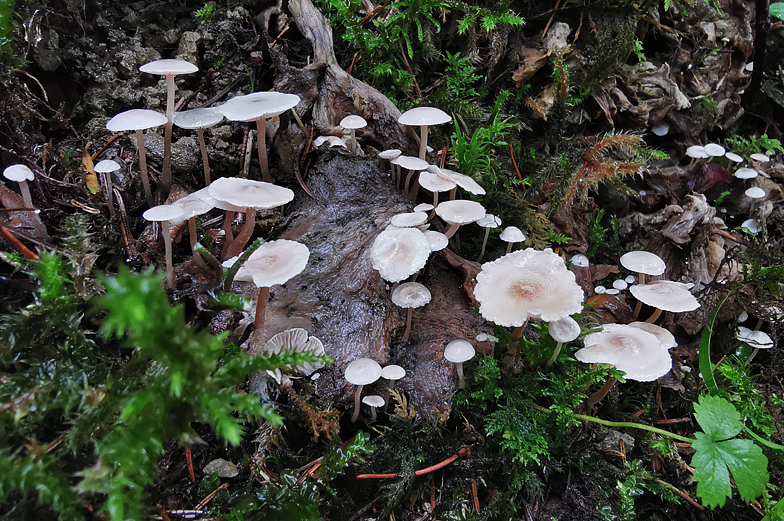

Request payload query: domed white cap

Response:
[242,239,309,287]
[629,280,700,312]
[219,92,300,121]
[94,160,121,173]
[575,323,672,382]
[548,316,581,343]
[345,357,382,386]
[736,326,774,349]
[745,187,766,199]
[423,230,448,251]
[143,204,185,222]
[3,164,34,182]
[651,123,669,136]
[435,199,485,225]
[362,395,385,407]
[444,339,475,363]
[390,212,428,228]
[620,251,666,276]
[571,254,589,267]
[398,106,451,126]
[394,155,429,171]
[734,168,759,179]
[139,58,198,75]
[207,177,294,210]
[340,115,367,129]
[704,143,726,156]
[499,226,526,243]
[381,364,406,380]
[263,328,326,375]
[107,109,168,132]
[173,107,224,129]
[370,227,431,283]
[391,282,431,309]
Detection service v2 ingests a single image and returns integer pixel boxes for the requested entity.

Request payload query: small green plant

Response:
[692,96,719,115]
[195,3,216,24]
[0,0,24,76]
[631,38,646,62]
[444,51,482,98]
[725,133,784,158]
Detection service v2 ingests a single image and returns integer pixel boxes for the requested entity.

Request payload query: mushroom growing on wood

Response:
[263,328,327,376]
[106,109,168,206]
[142,204,186,287]
[340,115,367,153]
[444,339,475,388]
[391,282,431,341]
[3,164,35,209]
[345,358,382,423]
[398,107,452,160]
[139,59,199,188]
[172,107,224,186]
[369,227,431,283]
[434,199,486,238]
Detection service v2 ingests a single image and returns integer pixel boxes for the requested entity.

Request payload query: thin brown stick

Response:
[356,447,470,479]
[655,479,704,510]
[508,143,523,181]
[348,52,360,75]
[0,226,39,260]
[399,50,422,99]
[193,483,229,510]
[269,25,290,48]
[185,447,195,483]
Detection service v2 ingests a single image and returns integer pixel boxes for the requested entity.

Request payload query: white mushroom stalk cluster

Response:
[345,359,408,423]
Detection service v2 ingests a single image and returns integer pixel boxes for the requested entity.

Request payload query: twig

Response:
[0,226,39,260]
[185,447,195,483]
[193,482,229,510]
[399,49,422,99]
[541,0,562,39]
[269,25,290,48]
[348,53,360,75]
[508,143,523,181]
[356,447,470,479]
[655,479,704,510]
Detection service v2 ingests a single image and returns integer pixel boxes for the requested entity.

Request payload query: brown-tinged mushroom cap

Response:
[370,227,431,283]
[345,358,383,386]
[207,177,294,210]
[139,58,199,75]
[434,199,486,225]
[391,282,432,309]
[474,248,584,326]
[627,321,677,349]
[106,109,168,131]
[619,251,666,276]
[574,323,672,382]
[264,327,326,375]
[172,107,224,129]
[243,239,309,288]
[629,280,700,312]
[444,339,475,363]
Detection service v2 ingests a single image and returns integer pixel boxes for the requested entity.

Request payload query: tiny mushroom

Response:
[3,164,35,209]
[362,395,385,421]
[106,108,168,206]
[417,169,456,208]
[340,115,367,153]
[142,204,186,287]
[398,106,452,160]
[313,135,347,148]
[394,155,430,198]
[389,212,429,228]
[345,358,382,423]
[546,315,581,367]
[169,189,216,263]
[475,213,501,262]
[381,364,406,409]
[139,59,199,188]
[740,218,762,234]
[391,282,431,341]
[570,254,590,268]
[745,186,766,199]
[379,149,402,185]
[444,339,475,388]
[734,168,759,180]
[94,159,121,218]
[629,280,700,323]
[499,226,526,253]
[750,153,770,163]
[172,107,224,185]
[370,227,431,283]
[435,199,486,238]
[736,326,774,362]
[263,328,327,376]
[685,145,709,160]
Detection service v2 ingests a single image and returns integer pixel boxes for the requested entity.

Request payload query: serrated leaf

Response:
[692,395,769,508]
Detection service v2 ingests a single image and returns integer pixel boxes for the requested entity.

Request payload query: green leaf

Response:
[771,2,784,20]
[692,395,769,508]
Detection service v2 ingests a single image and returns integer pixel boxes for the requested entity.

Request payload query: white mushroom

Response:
[499,226,526,253]
[370,227,431,283]
[172,107,224,186]
[143,204,186,287]
[398,107,452,160]
[418,170,456,208]
[434,199,486,238]
[340,115,367,153]
[169,189,215,263]
[444,339,475,388]
[391,282,431,341]
[94,160,121,218]
[546,315,581,366]
[263,328,326,376]
[3,164,35,209]
[362,395,385,421]
[475,213,502,262]
[736,326,774,362]
[629,280,700,323]
[345,358,382,423]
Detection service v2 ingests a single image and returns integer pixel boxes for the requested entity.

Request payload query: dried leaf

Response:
[81,143,100,194]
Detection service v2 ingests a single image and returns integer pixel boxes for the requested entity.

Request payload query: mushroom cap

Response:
[476,214,502,229]
[613,279,628,290]
[570,254,590,268]
[398,107,452,126]
[169,191,216,225]
[418,170,456,193]
[362,395,385,407]
[143,204,185,222]
[619,251,666,276]
[93,160,121,173]
[219,91,300,121]
[423,230,449,251]
[379,149,402,160]
[370,227,431,283]
[476,333,499,343]
[629,280,700,312]
[750,153,770,162]
[390,212,428,228]
[745,186,766,199]
[172,107,224,129]
[394,155,429,171]
[193,186,243,212]
[651,123,669,136]
[207,177,294,210]
[444,339,475,363]
[704,143,726,156]
[575,323,673,381]
[627,321,677,349]
[3,164,34,182]
[725,152,744,162]
[313,135,348,148]
[435,199,486,225]
[740,218,762,233]
[414,203,434,213]
[499,226,526,243]
[139,58,198,75]
[685,145,709,159]
[243,239,310,288]
[734,168,759,179]
[438,167,486,195]
[474,248,585,326]
[548,316,581,343]
[391,282,432,309]
[345,357,383,386]
[107,109,168,132]
[381,364,406,380]
[340,115,367,129]
[263,327,326,375]
[736,326,774,349]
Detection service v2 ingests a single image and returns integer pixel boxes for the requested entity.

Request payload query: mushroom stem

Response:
[433,192,439,208]
[408,175,421,201]
[369,405,378,421]
[134,129,155,206]
[197,128,211,185]
[256,116,271,183]
[254,286,270,331]
[418,125,428,160]
[383,381,395,412]
[221,210,236,260]
[188,217,204,266]
[402,308,414,341]
[403,170,415,196]
[477,228,491,262]
[511,324,527,339]
[449,187,456,201]
[350,129,357,153]
[351,384,364,423]
[506,242,513,254]
[161,220,175,287]
[546,342,564,367]
[18,180,33,209]
[456,362,466,388]
[645,308,663,324]
[633,300,642,320]
[226,207,255,259]
[163,72,175,189]
[587,377,617,406]
[444,223,461,239]
[101,173,114,219]
[748,347,760,363]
